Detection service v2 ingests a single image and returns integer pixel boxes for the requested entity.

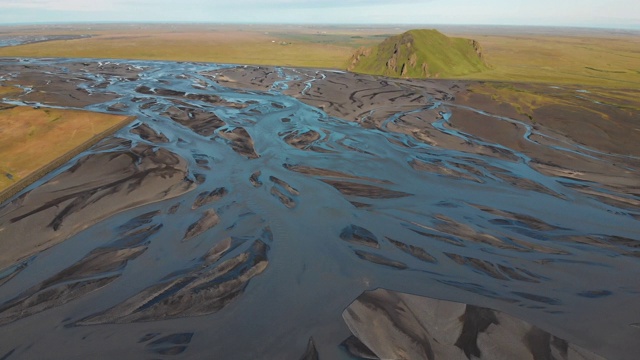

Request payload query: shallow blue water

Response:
[0,58,638,359]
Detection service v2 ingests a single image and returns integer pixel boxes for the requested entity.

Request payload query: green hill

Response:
[347,29,489,78]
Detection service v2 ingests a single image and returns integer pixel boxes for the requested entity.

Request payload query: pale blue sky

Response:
[0,0,638,29]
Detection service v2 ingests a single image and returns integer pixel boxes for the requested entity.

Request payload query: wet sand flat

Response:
[0,59,638,359]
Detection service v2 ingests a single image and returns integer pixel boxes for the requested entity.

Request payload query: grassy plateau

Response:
[0,103,132,200]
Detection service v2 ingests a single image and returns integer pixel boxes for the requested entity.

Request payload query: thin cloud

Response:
[0,0,113,11]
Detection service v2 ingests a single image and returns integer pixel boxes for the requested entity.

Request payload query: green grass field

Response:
[445,31,640,88]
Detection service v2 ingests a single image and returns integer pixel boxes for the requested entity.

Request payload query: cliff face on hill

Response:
[347,29,489,78]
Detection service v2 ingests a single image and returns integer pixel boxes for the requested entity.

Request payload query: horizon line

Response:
[0,21,639,32]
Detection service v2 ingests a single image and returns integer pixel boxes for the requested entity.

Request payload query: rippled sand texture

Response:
[0,59,639,359]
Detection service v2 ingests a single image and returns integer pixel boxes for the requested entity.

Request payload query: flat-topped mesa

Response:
[347,29,489,78]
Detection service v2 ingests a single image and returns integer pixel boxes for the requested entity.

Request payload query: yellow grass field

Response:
[0,105,132,194]
[0,25,358,69]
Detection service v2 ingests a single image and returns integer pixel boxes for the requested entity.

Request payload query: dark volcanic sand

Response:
[0,59,638,360]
